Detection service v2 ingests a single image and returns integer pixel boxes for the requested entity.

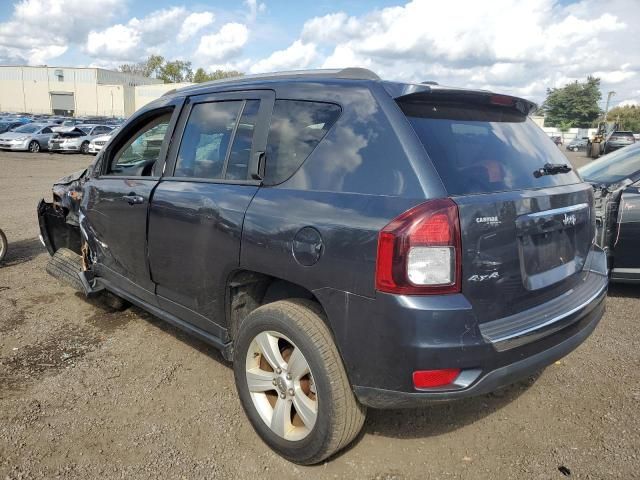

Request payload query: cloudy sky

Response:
[0,0,638,107]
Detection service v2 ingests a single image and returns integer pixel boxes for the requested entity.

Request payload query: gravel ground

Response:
[0,149,638,479]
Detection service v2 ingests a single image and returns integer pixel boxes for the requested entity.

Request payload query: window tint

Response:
[107,113,172,176]
[226,100,260,180]
[264,100,341,184]
[400,102,580,195]
[174,101,243,179]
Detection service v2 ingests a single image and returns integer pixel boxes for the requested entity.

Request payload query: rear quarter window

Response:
[264,100,341,184]
[400,102,581,195]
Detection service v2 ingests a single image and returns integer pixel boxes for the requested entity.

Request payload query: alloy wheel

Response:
[245,330,317,441]
[29,141,40,153]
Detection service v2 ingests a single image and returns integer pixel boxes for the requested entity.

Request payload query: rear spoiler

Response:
[383,81,537,116]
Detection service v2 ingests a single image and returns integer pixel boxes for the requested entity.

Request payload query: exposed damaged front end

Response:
[38,168,87,257]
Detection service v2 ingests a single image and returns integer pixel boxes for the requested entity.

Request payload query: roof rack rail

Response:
[163,67,380,96]
[421,81,439,85]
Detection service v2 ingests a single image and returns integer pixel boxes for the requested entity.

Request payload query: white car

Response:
[48,124,114,154]
[88,128,118,154]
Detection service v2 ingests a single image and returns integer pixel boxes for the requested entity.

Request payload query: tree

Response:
[542,77,602,128]
[118,56,243,84]
[193,68,244,83]
[118,55,164,78]
[158,60,193,83]
[606,105,640,132]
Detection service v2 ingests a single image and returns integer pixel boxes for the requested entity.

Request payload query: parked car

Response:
[37,68,608,464]
[0,118,31,134]
[566,137,589,152]
[87,127,118,154]
[579,142,640,283]
[48,124,114,154]
[52,119,84,132]
[604,131,636,154]
[0,123,58,152]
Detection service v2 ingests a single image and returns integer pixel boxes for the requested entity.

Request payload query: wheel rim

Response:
[245,331,317,441]
[30,142,39,152]
[82,143,88,153]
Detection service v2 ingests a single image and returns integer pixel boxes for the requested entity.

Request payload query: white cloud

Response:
[617,99,639,107]
[250,40,318,74]
[303,0,638,103]
[85,7,188,61]
[196,23,249,63]
[178,12,215,43]
[0,0,123,64]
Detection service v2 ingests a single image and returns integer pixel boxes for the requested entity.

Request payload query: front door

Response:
[147,90,274,336]
[82,101,182,303]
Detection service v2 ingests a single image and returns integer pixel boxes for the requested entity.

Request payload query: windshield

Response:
[13,124,39,133]
[579,144,640,183]
[400,102,580,195]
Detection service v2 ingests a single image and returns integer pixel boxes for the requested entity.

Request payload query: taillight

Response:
[375,198,461,295]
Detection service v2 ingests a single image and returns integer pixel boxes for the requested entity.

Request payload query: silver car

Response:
[0,123,58,152]
[48,124,114,154]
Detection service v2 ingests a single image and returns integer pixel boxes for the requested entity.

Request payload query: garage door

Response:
[50,92,75,114]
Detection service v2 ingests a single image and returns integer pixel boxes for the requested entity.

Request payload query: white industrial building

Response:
[0,66,163,117]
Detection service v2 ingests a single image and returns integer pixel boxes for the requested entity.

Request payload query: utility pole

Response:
[604,91,616,123]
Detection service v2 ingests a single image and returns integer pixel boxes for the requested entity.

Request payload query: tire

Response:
[572,147,578,152]
[233,299,366,465]
[28,140,40,153]
[80,141,89,154]
[0,229,7,263]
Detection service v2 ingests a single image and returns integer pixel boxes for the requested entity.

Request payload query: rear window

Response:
[400,102,580,195]
[613,132,634,138]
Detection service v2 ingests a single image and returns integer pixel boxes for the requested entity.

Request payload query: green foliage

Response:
[606,105,640,132]
[193,68,244,83]
[118,56,244,84]
[542,77,602,128]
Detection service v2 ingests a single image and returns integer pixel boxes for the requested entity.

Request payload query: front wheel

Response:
[80,141,90,154]
[28,140,40,153]
[233,299,366,465]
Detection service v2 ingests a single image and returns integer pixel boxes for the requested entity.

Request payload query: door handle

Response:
[122,194,144,205]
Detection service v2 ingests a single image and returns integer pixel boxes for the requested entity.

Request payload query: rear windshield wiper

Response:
[534,163,572,178]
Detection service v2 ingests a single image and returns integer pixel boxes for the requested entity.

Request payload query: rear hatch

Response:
[397,90,594,323]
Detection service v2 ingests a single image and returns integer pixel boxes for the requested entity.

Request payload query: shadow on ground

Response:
[0,236,45,267]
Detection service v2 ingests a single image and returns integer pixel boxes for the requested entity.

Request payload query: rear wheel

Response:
[80,141,89,154]
[28,140,40,153]
[233,299,366,465]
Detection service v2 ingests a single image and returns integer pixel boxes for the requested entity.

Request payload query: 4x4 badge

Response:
[468,271,500,282]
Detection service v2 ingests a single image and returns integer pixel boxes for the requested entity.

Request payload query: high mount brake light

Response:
[375,198,462,295]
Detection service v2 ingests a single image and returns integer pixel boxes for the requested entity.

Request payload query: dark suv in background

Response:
[38,68,608,464]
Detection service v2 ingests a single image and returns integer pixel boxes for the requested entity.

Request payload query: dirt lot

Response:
[0,149,638,479]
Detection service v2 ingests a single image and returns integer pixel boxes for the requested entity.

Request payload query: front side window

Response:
[264,100,341,184]
[106,113,172,176]
[174,100,260,180]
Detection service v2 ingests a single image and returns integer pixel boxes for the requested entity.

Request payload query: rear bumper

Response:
[316,247,608,409]
[49,144,80,152]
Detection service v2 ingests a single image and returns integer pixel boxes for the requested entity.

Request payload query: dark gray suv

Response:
[38,68,608,464]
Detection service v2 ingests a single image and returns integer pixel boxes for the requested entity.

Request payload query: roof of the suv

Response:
[162,67,537,114]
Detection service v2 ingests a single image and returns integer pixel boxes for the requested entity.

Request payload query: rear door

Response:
[147,90,274,336]
[82,100,183,304]
[399,96,594,323]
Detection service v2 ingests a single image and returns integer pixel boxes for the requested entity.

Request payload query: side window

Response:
[174,99,263,181]
[106,113,172,177]
[226,100,260,180]
[42,127,52,134]
[264,100,341,184]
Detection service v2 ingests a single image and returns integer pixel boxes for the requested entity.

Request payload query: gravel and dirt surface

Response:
[0,149,638,479]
